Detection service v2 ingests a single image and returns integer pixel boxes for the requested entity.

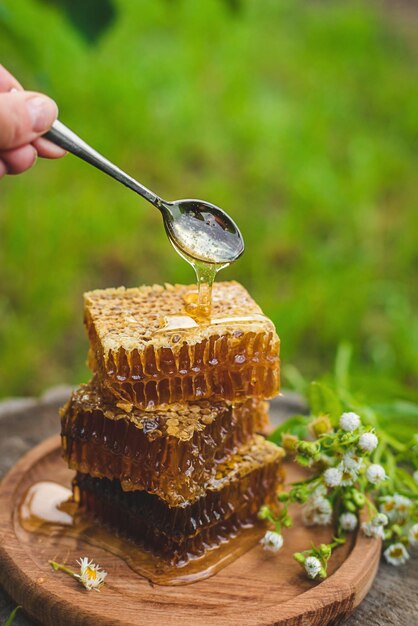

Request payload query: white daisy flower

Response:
[358,432,378,453]
[323,467,343,488]
[366,463,387,485]
[408,524,418,548]
[393,494,413,519]
[339,453,362,486]
[413,470,418,484]
[384,543,410,566]
[380,494,412,522]
[371,513,388,527]
[339,512,358,532]
[379,496,398,521]
[340,466,358,487]
[75,557,108,591]
[302,494,333,527]
[260,531,284,553]
[311,485,327,502]
[304,556,322,579]
[362,521,385,539]
[342,452,363,473]
[339,412,361,432]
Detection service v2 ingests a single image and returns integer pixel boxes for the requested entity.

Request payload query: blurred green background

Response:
[0,0,417,400]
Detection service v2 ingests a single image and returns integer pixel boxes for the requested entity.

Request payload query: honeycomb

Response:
[73,436,284,564]
[84,282,280,409]
[61,381,269,505]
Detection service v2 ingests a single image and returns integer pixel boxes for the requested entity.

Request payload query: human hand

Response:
[0,64,66,178]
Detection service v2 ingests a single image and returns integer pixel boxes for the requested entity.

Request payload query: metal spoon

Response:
[44,121,244,265]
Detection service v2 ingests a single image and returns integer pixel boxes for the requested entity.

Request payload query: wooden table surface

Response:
[0,388,416,626]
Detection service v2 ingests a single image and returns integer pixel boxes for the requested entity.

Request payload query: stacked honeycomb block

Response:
[61,281,284,565]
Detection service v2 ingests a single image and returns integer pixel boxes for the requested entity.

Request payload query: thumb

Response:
[0,91,58,151]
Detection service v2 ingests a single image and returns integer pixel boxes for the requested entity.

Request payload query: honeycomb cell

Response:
[61,381,269,505]
[84,282,280,410]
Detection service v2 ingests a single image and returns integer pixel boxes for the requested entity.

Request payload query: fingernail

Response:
[26,96,58,133]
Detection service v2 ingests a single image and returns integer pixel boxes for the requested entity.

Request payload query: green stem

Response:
[48,560,77,579]
[373,440,386,465]
[385,450,397,490]
[364,497,377,518]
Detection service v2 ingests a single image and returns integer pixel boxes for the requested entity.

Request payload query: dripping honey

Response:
[183,256,227,321]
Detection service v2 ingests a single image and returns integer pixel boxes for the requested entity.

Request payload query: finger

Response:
[0,64,23,92]
[0,158,7,178]
[32,136,67,159]
[11,87,65,159]
[0,144,37,174]
[0,91,58,150]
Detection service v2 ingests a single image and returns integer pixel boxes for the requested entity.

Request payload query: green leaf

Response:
[308,381,342,423]
[396,468,418,493]
[5,606,21,626]
[268,415,310,444]
[374,401,418,442]
[282,364,308,395]
[334,343,353,393]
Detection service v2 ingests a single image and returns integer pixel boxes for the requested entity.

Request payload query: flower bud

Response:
[352,490,366,507]
[343,500,357,513]
[298,441,320,457]
[281,433,299,452]
[293,552,306,564]
[258,505,271,520]
[297,441,311,454]
[391,524,402,536]
[293,488,308,503]
[310,415,332,437]
[339,412,361,432]
[366,463,387,485]
[319,544,332,558]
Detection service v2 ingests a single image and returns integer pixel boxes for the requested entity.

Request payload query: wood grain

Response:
[0,435,381,626]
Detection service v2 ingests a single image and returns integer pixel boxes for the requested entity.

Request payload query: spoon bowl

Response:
[162,199,244,265]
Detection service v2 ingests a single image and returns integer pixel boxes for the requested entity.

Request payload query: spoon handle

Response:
[44,120,161,207]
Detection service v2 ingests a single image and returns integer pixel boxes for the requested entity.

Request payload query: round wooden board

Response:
[0,436,381,626]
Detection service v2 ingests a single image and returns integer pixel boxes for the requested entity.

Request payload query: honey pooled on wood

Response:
[18,475,277,586]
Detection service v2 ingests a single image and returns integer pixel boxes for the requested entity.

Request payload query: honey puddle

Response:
[19,481,266,586]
